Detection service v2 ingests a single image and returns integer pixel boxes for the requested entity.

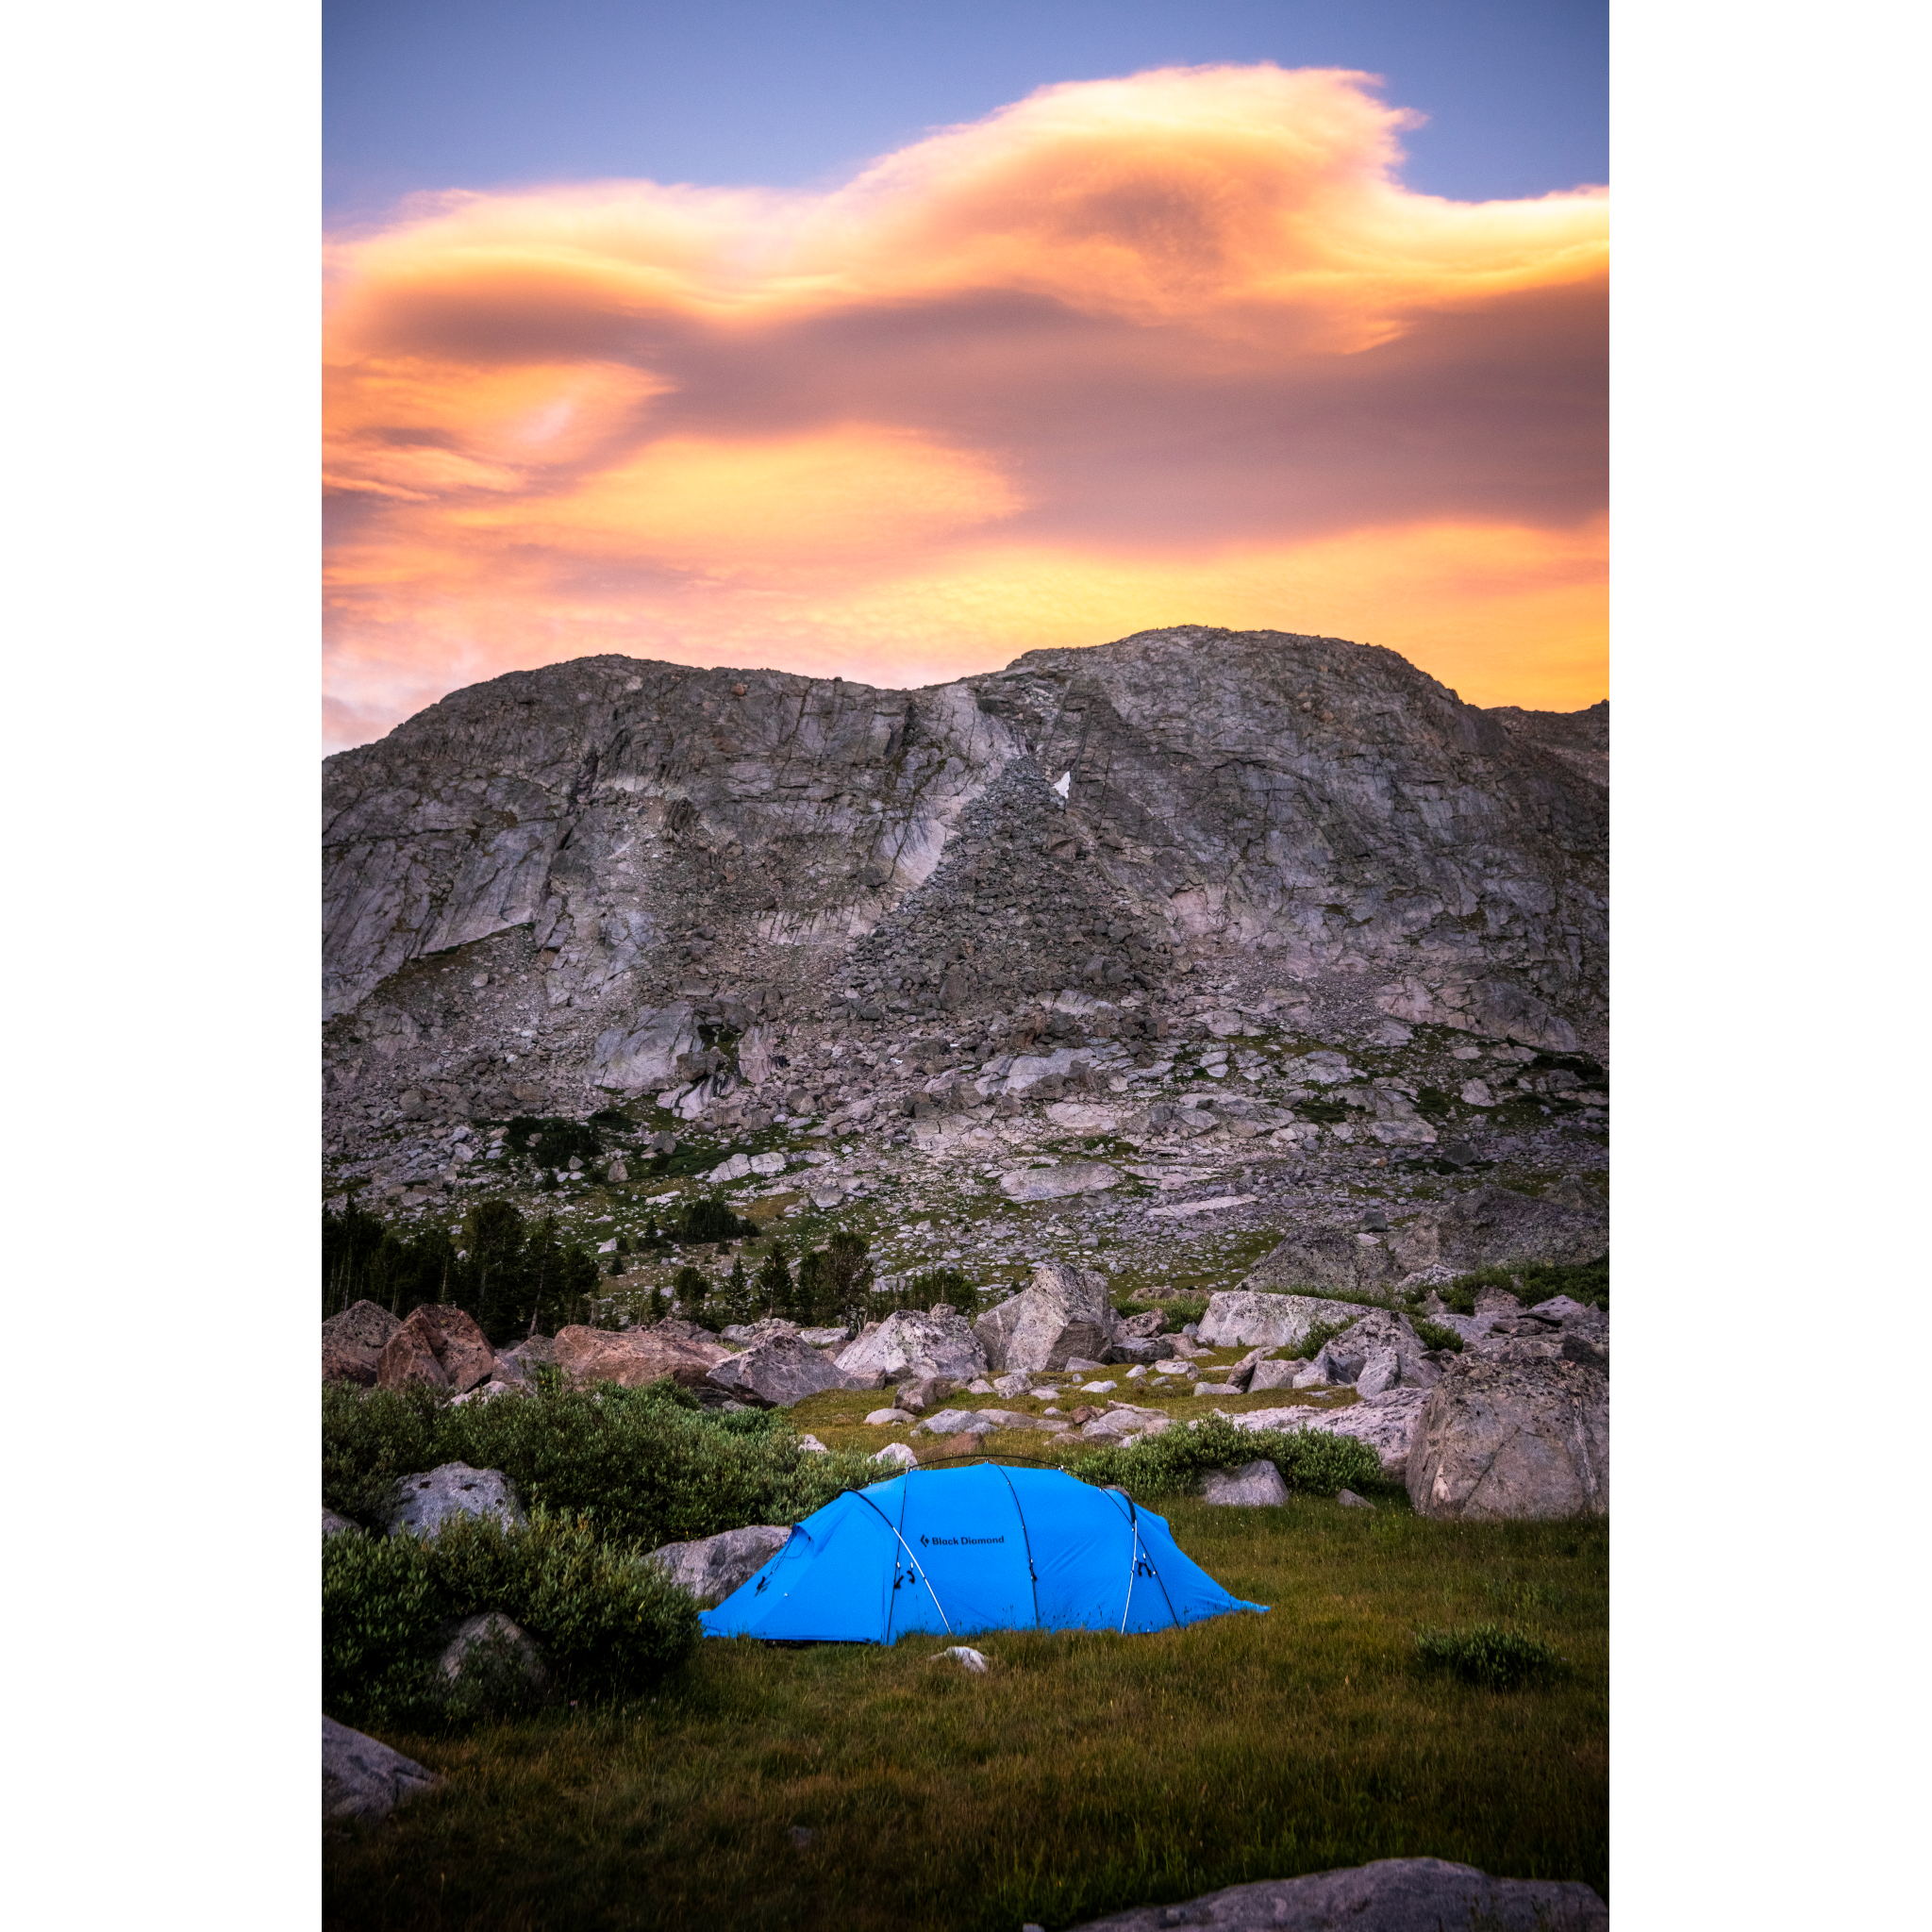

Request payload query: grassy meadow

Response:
[324,1496,1607,1931]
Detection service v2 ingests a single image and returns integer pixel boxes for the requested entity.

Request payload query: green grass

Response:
[324,1501,1608,1930]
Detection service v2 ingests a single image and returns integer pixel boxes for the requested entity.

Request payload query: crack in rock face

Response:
[325,629,1605,1086]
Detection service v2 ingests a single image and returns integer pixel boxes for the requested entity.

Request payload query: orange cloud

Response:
[325,63,1607,750]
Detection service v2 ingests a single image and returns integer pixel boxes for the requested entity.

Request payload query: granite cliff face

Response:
[324,627,1606,1125]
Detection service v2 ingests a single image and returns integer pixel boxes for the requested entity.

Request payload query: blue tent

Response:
[699,1462,1267,1642]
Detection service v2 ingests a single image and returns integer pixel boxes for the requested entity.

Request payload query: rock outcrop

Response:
[975,1262,1117,1372]
[324,630,1607,1119]
[323,1300,402,1385]
[552,1323,730,1390]
[835,1308,988,1384]
[1246,1181,1607,1296]
[376,1306,494,1394]
[1197,1291,1369,1351]
[1407,1352,1609,1520]
[705,1334,863,1407]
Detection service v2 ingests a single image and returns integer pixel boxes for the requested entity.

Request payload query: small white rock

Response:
[1080,1380,1117,1394]
[940,1645,990,1674]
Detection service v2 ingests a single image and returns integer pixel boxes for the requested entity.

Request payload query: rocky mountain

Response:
[324,626,1607,1308]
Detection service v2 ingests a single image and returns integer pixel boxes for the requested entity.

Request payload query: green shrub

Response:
[1410,1315,1465,1353]
[1439,1255,1609,1316]
[1441,1265,1518,1316]
[1115,1293,1209,1326]
[323,1510,702,1727]
[507,1115,604,1170]
[1413,1623,1567,1690]
[1072,1413,1382,1500]
[1519,1252,1608,1310]
[324,1379,886,1549]
[1286,1316,1353,1361]
[677,1194,758,1242]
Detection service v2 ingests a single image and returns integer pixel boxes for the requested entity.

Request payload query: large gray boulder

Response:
[705,1334,858,1407]
[1245,1181,1608,1296]
[1202,1459,1289,1507]
[1235,1391,1430,1481]
[387,1463,527,1539]
[323,1507,362,1538]
[974,1262,1116,1372]
[1196,1291,1368,1351]
[590,1002,699,1093]
[323,1715,441,1824]
[1324,1308,1441,1391]
[1062,1857,1607,1930]
[1407,1351,1608,1520]
[645,1524,790,1603]
[997,1161,1120,1201]
[835,1307,988,1384]
[323,1300,401,1386]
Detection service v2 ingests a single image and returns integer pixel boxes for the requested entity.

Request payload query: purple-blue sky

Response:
[326,0,1607,221]
[325,4,1607,752]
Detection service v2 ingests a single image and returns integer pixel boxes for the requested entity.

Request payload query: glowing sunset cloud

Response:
[325,63,1606,751]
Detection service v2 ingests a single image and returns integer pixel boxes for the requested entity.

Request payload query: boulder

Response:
[1196,1291,1368,1351]
[387,1462,527,1539]
[834,1308,988,1384]
[1337,1489,1374,1509]
[1235,1391,1428,1481]
[376,1304,495,1394]
[706,1334,858,1407]
[323,1507,361,1538]
[1407,1352,1608,1521]
[323,1300,401,1385]
[997,1161,1120,1201]
[1116,1309,1168,1340]
[720,1318,801,1345]
[1111,1338,1174,1364]
[1324,1308,1441,1391]
[991,1371,1033,1398]
[437,1611,550,1697]
[645,1524,791,1603]
[492,1334,557,1386]
[866,1407,915,1425]
[1246,1357,1303,1393]
[590,1003,699,1094]
[915,1407,994,1437]
[874,1441,919,1470]
[974,1262,1117,1372]
[323,1714,441,1825]
[553,1322,730,1390]
[1059,1857,1607,1931]
[1202,1459,1290,1507]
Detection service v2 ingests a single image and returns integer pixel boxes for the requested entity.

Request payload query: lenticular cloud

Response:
[324,63,1607,752]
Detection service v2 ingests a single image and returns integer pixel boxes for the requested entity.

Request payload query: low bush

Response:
[1410,1315,1465,1353]
[1073,1412,1383,1500]
[1440,1254,1609,1316]
[323,1510,702,1728]
[1440,1265,1518,1316]
[324,1379,887,1549]
[1114,1293,1210,1326]
[1413,1622,1568,1690]
[1286,1316,1353,1361]
[1519,1252,1608,1309]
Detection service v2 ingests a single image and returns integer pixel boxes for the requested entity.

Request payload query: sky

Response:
[324,2,1607,753]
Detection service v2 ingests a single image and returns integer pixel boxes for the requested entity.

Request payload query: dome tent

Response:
[698,1462,1266,1642]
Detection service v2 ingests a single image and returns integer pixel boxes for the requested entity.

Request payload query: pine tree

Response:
[674,1264,709,1323]
[721,1256,752,1324]
[755,1240,793,1320]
